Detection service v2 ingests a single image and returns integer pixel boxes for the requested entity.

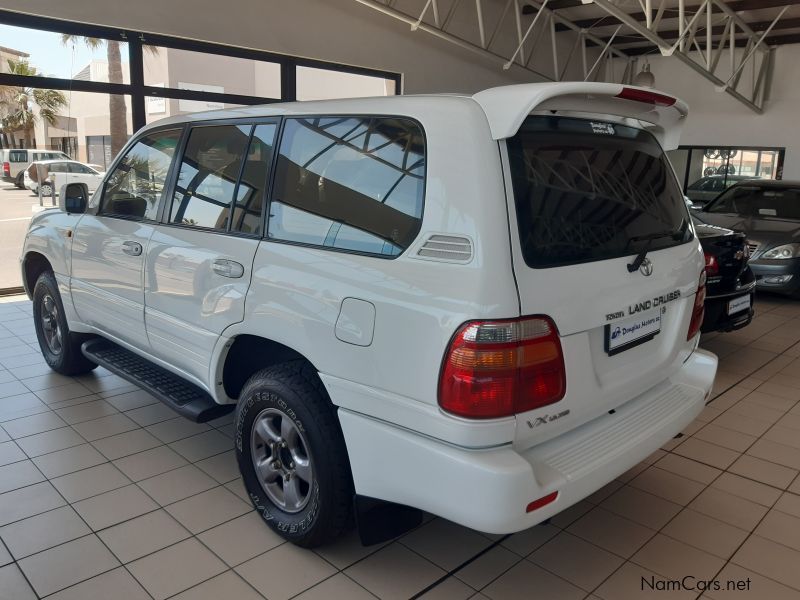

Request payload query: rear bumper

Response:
[339,348,716,534]
[702,289,754,333]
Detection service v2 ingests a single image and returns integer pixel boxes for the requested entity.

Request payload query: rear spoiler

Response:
[472,82,688,150]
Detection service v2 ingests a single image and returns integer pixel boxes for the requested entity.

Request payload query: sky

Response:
[0,24,118,78]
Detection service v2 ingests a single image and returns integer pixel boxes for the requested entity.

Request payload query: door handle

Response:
[121,241,142,256]
[212,259,245,278]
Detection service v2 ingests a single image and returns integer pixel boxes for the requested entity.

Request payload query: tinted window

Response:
[49,163,70,173]
[507,116,691,268]
[68,163,94,174]
[708,186,800,220]
[170,125,250,230]
[230,123,277,235]
[101,129,180,220]
[9,150,27,163]
[269,116,425,256]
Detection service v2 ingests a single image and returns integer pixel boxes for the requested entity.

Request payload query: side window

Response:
[68,163,92,174]
[9,150,27,163]
[229,123,277,235]
[100,128,180,220]
[169,125,250,230]
[269,116,425,257]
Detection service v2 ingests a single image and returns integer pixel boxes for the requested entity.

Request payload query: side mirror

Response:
[59,183,89,214]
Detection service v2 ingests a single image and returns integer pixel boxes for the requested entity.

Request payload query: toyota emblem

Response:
[639,258,654,276]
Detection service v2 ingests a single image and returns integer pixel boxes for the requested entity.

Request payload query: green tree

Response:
[61,35,129,157]
[0,60,67,148]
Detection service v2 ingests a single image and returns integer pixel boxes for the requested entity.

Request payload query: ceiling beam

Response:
[622,32,800,55]
[525,0,797,31]
[595,16,800,44]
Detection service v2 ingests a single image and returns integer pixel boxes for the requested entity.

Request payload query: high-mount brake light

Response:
[616,87,677,107]
[687,270,707,341]
[438,316,566,419]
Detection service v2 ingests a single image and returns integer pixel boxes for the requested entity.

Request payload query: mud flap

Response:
[354,495,423,546]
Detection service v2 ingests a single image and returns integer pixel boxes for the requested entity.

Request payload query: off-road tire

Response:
[32,271,97,375]
[235,360,353,547]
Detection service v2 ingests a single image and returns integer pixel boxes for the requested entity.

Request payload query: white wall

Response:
[0,0,593,93]
[629,44,800,178]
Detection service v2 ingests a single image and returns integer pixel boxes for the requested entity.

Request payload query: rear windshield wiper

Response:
[626,225,687,273]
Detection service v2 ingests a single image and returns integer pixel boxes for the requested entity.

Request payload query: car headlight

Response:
[761,243,800,259]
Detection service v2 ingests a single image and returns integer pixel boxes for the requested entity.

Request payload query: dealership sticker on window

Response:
[605,307,662,355]
[590,122,615,135]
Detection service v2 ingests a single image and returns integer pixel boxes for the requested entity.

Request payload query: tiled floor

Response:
[0,295,799,600]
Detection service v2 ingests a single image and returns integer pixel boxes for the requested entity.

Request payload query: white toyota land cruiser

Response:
[21,82,717,548]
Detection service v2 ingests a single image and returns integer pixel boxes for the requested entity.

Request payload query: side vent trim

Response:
[416,234,473,263]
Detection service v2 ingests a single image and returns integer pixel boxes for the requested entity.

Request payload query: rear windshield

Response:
[507,116,691,268]
[707,185,800,220]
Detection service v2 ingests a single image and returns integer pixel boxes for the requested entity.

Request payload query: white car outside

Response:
[20,82,717,547]
[1,148,69,187]
[24,159,104,197]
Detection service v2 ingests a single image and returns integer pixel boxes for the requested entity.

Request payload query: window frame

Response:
[94,124,186,223]
[160,117,281,239]
[264,113,428,260]
[92,112,428,257]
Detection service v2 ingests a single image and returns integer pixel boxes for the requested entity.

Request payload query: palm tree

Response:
[61,35,128,157]
[0,60,67,148]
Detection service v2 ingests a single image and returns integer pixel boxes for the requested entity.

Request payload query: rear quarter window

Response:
[507,116,691,268]
[9,150,27,163]
[268,116,426,257]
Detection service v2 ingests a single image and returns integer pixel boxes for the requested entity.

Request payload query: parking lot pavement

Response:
[0,184,57,288]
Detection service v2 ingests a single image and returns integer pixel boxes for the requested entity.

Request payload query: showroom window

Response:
[0,9,400,292]
[668,146,785,200]
[269,116,426,257]
[297,66,396,101]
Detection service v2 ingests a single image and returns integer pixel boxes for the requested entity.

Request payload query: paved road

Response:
[0,184,57,288]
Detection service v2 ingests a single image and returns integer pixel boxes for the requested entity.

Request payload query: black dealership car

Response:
[692,180,800,297]
[692,220,755,332]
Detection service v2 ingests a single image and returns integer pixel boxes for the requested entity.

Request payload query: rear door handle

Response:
[121,241,142,256]
[212,259,244,278]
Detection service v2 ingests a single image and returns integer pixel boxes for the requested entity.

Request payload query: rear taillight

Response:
[438,316,566,419]
[704,252,719,277]
[616,86,677,106]
[687,270,706,341]
[2,162,9,177]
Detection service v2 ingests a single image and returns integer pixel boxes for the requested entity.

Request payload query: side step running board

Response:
[81,338,234,423]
